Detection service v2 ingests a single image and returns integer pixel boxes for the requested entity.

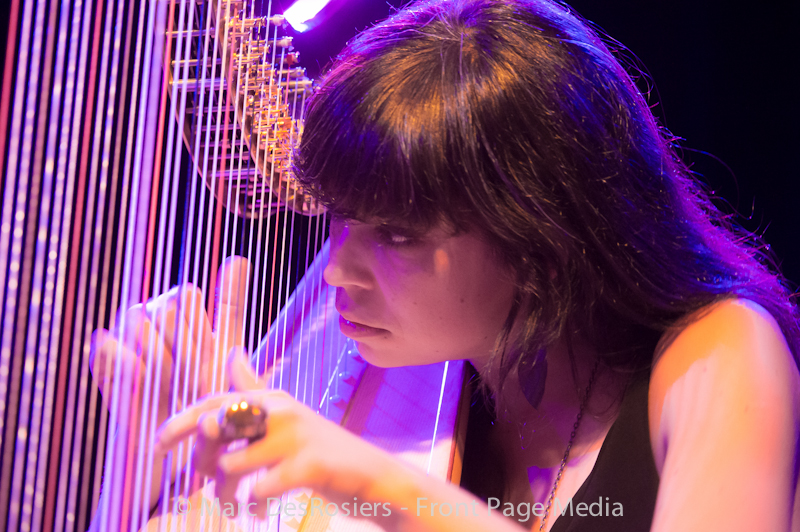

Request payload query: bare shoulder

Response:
[651,298,795,374]
[646,298,800,531]
[649,298,800,457]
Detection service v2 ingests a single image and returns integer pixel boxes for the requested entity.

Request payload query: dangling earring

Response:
[518,348,548,409]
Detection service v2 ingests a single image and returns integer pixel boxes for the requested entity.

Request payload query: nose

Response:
[323,218,374,290]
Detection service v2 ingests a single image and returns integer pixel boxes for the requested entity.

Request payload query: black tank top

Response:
[460,370,660,531]
[550,370,659,531]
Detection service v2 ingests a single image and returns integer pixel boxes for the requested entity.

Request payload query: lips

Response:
[338,314,388,339]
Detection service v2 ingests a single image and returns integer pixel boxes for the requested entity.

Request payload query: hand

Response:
[88,257,250,509]
[154,350,408,526]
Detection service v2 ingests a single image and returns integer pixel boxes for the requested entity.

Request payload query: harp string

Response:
[123,0,177,522]
[167,2,198,519]
[84,0,141,527]
[64,0,131,530]
[33,0,90,527]
[269,40,293,394]
[249,5,278,382]
[217,0,254,393]
[174,3,228,514]
[280,67,303,396]
[284,86,304,402]
[241,1,271,369]
[189,0,226,419]
[297,155,314,405]
[171,0,228,519]
[248,1,277,373]
[262,24,300,525]
[88,0,142,526]
[0,0,39,524]
[259,19,282,391]
[159,0,238,521]
[238,5,274,525]
[102,0,170,526]
[188,0,240,515]
[208,0,236,398]
[168,3,209,516]
[67,1,129,531]
[7,0,56,529]
[131,0,198,527]
[0,2,20,192]
[308,211,327,407]
[52,0,111,527]
[47,0,102,528]
[166,0,199,457]
[170,0,229,523]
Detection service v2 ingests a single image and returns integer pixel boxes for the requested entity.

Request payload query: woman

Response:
[112,0,800,530]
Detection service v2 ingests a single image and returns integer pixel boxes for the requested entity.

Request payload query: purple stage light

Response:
[284,0,334,32]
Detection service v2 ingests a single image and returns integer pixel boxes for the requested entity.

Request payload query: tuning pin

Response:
[268,14,286,27]
[328,395,349,410]
[338,371,358,387]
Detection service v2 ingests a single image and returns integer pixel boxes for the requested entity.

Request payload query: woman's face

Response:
[323,216,516,368]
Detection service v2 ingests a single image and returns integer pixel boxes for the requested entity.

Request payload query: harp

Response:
[0,0,470,531]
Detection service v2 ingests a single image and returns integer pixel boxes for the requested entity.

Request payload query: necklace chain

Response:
[537,359,600,531]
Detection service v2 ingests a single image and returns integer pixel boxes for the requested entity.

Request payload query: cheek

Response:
[390,268,513,355]
[456,274,514,336]
[370,234,515,360]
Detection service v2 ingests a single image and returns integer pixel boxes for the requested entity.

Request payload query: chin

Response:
[354,341,449,369]
[353,342,403,368]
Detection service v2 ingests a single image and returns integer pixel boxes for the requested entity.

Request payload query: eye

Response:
[386,233,412,245]
[375,225,418,247]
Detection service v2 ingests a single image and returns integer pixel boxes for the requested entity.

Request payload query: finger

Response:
[214,256,250,347]
[145,287,181,358]
[155,394,241,452]
[117,305,174,399]
[215,453,244,512]
[89,331,152,432]
[90,330,141,401]
[145,286,209,402]
[228,347,262,392]
[249,460,300,506]
[248,493,283,522]
[160,283,215,402]
[117,304,154,356]
[181,284,215,398]
[155,390,286,452]
[192,412,225,478]
[89,328,112,382]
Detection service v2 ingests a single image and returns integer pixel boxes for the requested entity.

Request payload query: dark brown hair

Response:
[295,0,800,391]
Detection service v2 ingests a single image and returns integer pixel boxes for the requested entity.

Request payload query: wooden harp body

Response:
[0,0,470,531]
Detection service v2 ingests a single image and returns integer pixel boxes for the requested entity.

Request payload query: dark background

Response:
[263,0,800,288]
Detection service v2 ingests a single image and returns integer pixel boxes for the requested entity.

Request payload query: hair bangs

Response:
[295,71,447,228]
[294,5,489,233]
